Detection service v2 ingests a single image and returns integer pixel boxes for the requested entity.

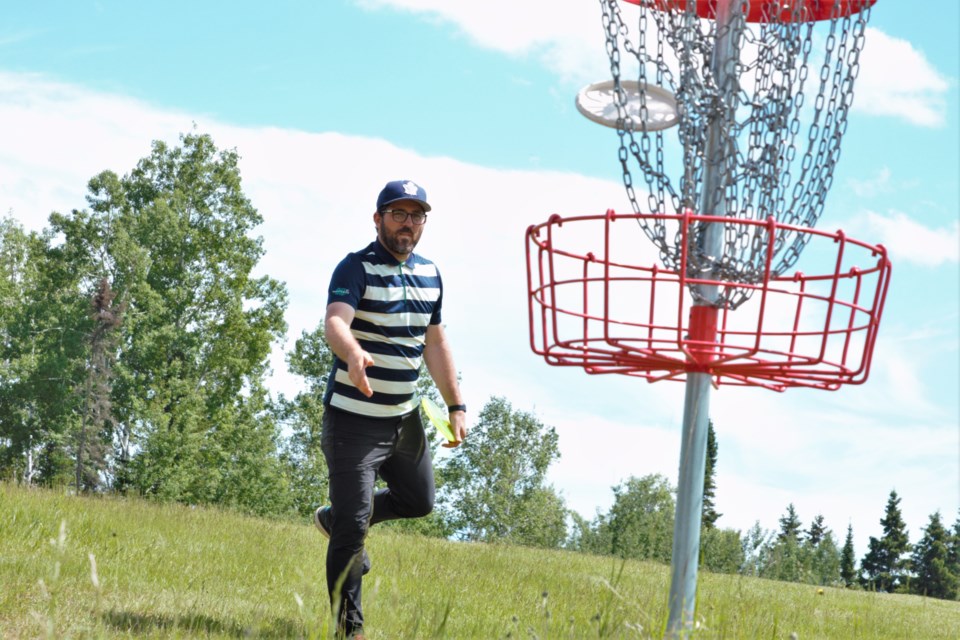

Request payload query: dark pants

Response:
[320,405,435,635]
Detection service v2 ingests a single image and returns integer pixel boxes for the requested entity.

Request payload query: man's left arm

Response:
[423,323,466,448]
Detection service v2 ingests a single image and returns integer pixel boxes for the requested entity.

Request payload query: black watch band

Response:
[447,404,467,413]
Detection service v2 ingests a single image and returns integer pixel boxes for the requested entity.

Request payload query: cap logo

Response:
[402,181,420,196]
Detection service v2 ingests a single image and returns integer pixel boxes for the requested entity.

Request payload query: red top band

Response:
[620,0,876,23]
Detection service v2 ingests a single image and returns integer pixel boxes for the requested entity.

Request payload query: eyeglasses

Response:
[380,209,428,225]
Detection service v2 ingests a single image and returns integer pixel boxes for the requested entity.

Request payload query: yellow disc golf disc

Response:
[420,396,456,443]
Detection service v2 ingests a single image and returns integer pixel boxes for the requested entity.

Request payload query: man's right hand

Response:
[348,350,376,398]
[325,302,376,398]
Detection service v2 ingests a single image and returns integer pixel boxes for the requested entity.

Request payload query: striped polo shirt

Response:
[323,240,443,417]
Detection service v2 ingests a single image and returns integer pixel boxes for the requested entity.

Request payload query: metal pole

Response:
[665,1,740,637]
[665,370,713,637]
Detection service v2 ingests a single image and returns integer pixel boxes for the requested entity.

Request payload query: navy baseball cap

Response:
[376,180,432,212]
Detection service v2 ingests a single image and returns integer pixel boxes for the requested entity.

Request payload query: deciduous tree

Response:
[603,474,675,563]
[0,218,87,486]
[763,504,816,583]
[807,529,841,586]
[439,396,566,548]
[740,521,774,577]
[700,526,744,574]
[276,325,334,517]
[50,132,289,513]
[0,218,43,482]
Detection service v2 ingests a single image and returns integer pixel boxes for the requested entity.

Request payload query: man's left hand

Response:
[443,410,467,449]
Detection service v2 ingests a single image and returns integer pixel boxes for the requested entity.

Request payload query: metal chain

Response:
[600,0,683,268]
[596,0,873,309]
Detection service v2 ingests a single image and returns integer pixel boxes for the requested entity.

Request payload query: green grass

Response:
[2,483,958,639]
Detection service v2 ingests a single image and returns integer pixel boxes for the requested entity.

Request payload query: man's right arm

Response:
[324,302,375,398]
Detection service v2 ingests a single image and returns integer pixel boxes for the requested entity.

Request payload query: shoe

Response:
[314,506,371,575]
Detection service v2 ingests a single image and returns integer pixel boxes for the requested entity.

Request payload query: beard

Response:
[379,225,421,257]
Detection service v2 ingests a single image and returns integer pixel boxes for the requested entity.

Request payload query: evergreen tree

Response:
[949,512,960,584]
[911,511,959,600]
[807,514,827,546]
[778,503,803,542]
[701,420,721,529]
[840,524,858,587]
[75,277,125,492]
[861,490,911,592]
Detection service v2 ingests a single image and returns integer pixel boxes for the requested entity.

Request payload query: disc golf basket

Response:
[525,1,889,637]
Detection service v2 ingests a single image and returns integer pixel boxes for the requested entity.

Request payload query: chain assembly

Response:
[598,0,872,308]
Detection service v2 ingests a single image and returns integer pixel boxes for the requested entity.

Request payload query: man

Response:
[317,179,467,638]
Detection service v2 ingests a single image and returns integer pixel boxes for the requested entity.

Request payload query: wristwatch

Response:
[447,404,467,413]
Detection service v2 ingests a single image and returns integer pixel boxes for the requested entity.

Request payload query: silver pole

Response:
[665,1,740,637]
[665,370,714,637]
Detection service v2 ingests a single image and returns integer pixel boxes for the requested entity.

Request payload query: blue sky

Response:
[1,0,957,559]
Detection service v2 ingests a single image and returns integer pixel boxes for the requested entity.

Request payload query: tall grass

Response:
[2,483,958,639]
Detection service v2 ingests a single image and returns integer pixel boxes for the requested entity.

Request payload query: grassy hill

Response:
[2,483,958,639]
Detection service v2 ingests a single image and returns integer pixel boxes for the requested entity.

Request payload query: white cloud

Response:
[358,3,951,129]
[847,167,892,198]
[846,209,960,267]
[855,29,951,127]
[0,70,192,227]
[356,0,628,82]
[358,0,603,55]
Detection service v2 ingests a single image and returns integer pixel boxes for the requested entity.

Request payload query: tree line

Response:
[738,492,960,600]
[1,133,956,602]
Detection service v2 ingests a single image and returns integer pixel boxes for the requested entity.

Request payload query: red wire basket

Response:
[526,210,892,391]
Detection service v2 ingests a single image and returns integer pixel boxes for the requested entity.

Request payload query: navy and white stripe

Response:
[324,240,442,417]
